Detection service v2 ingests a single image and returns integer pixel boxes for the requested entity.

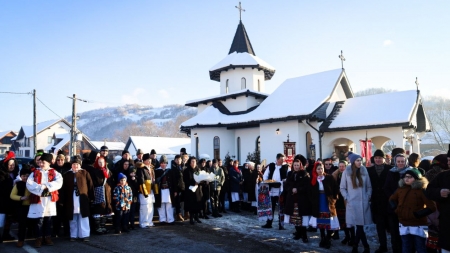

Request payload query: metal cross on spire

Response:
[338,50,346,69]
[415,77,419,91]
[235,2,245,21]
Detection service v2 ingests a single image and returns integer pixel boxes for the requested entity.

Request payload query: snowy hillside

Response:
[68,104,196,141]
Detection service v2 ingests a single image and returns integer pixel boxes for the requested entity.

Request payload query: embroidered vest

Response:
[29,169,59,204]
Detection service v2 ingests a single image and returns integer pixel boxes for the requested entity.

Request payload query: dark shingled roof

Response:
[228,21,255,55]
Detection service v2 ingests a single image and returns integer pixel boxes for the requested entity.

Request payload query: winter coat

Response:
[61,169,94,220]
[154,167,176,208]
[285,170,311,216]
[0,168,15,214]
[367,164,391,221]
[426,170,450,251]
[229,167,243,193]
[221,166,230,193]
[86,165,113,215]
[242,167,250,193]
[309,175,338,217]
[170,164,185,192]
[113,184,132,211]
[390,177,435,226]
[183,165,202,212]
[383,166,410,214]
[332,170,345,210]
[127,176,139,203]
[210,165,225,191]
[245,169,259,202]
[340,165,373,226]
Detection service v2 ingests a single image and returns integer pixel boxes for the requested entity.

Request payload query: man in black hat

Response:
[180,148,187,156]
[367,149,391,253]
[150,149,160,169]
[134,149,144,163]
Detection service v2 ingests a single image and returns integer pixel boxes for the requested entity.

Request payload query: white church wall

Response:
[220,68,265,94]
[190,128,235,160]
[223,96,250,112]
[329,79,347,102]
[259,121,299,162]
[234,127,259,162]
[322,126,405,157]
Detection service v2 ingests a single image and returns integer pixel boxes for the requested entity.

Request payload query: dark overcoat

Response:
[183,166,202,212]
[367,164,391,221]
[426,170,450,251]
[284,170,311,216]
[61,169,94,220]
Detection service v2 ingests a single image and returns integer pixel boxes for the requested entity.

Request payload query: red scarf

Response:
[29,168,59,204]
[311,162,323,186]
[233,166,240,174]
[94,156,109,179]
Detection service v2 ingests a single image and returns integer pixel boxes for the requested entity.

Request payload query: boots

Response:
[341,227,351,245]
[348,226,355,247]
[262,219,273,228]
[332,230,340,240]
[189,214,195,225]
[94,217,103,235]
[44,236,54,246]
[100,216,108,234]
[194,213,202,223]
[301,226,309,243]
[324,230,332,249]
[293,227,301,240]
[176,213,184,222]
[34,238,42,248]
[184,212,190,221]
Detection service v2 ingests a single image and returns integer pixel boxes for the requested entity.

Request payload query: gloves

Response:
[413,208,433,219]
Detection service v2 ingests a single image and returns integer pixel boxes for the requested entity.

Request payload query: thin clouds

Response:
[121,88,146,104]
[383,40,393,46]
[158,89,169,99]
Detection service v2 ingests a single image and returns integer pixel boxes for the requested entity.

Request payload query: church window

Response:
[196,137,199,159]
[213,136,220,159]
[226,79,229,93]
[256,136,260,152]
[241,78,246,89]
[258,80,260,91]
[306,132,312,158]
[237,137,241,161]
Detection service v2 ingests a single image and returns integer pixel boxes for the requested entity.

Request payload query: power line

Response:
[35,96,65,120]
[0,91,32,95]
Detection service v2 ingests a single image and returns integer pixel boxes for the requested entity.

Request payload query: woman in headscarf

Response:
[308,161,339,249]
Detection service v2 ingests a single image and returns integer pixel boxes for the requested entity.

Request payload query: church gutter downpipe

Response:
[306,119,323,159]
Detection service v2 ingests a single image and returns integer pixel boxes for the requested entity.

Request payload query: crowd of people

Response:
[0,146,449,253]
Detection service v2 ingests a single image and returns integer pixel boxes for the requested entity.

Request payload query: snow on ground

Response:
[199,202,384,253]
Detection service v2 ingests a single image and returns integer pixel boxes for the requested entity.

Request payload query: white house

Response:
[124,136,191,156]
[180,19,430,163]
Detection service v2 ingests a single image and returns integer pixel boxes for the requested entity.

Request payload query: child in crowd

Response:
[390,168,436,253]
[113,173,133,234]
[10,168,31,248]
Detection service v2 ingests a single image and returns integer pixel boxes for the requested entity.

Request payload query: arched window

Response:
[256,136,260,152]
[196,137,199,159]
[258,79,260,92]
[241,77,246,89]
[237,137,241,162]
[213,136,220,159]
[226,79,229,93]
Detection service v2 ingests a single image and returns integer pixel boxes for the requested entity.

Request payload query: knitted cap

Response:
[118,173,127,180]
[404,167,422,180]
[348,153,362,165]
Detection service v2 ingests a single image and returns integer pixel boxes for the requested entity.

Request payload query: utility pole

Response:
[68,94,88,156]
[33,89,37,155]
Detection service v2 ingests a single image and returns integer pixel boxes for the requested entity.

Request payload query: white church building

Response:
[180,19,430,163]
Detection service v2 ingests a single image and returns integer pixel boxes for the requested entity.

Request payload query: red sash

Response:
[29,169,59,204]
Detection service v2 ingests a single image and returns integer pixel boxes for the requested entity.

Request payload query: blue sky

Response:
[1,1,449,132]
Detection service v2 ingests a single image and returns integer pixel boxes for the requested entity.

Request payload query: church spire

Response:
[228,20,255,55]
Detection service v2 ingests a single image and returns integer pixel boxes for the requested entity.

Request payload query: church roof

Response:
[325,90,430,131]
[209,52,275,82]
[185,89,268,107]
[181,69,345,129]
[229,21,255,55]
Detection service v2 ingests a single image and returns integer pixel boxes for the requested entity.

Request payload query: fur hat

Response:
[373,149,385,158]
[294,154,307,167]
[100,146,109,151]
[159,155,168,164]
[118,173,127,181]
[391,148,406,158]
[348,153,362,165]
[143,153,151,161]
[39,153,53,164]
[135,162,145,169]
[20,167,31,176]
[150,149,157,155]
[404,167,423,180]
[70,155,82,165]
[122,150,130,156]
[57,150,65,156]
[180,147,186,153]
[136,149,144,155]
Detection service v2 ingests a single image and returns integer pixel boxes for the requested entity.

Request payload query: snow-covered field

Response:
[200,204,383,253]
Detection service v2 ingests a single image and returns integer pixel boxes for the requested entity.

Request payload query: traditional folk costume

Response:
[154,155,175,223]
[61,157,94,241]
[136,155,155,228]
[113,173,133,233]
[86,155,114,234]
[229,165,243,212]
[26,153,63,248]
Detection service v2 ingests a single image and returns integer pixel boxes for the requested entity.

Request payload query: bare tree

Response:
[422,96,450,151]
[354,87,396,97]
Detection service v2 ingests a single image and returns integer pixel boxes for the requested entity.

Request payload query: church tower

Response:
[209,20,275,95]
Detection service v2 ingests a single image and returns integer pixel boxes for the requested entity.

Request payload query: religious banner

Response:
[359,139,372,166]
[283,142,296,166]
